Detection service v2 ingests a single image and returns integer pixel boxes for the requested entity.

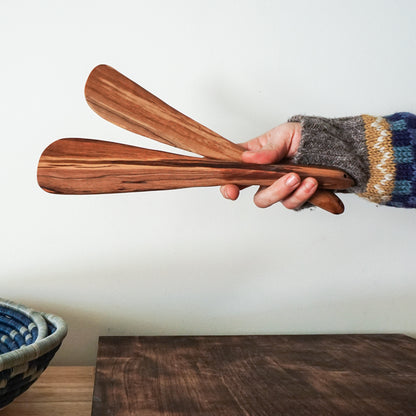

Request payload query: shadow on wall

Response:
[7,238,416,366]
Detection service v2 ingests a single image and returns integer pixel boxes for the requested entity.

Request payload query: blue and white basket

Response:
[0,299,67,409]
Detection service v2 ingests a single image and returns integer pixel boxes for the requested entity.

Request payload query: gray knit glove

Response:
[289,115,370,194]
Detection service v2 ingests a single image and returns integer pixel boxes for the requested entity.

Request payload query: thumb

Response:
[242,135,290,163]
[240,126,292,164]
[242,148,283,164]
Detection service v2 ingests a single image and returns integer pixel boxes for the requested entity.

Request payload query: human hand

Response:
[220,122,318,209]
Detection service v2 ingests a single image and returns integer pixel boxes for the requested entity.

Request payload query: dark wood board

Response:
[92,334,416,415]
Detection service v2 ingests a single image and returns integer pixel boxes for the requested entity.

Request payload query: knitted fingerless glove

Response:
[289,112,416,208]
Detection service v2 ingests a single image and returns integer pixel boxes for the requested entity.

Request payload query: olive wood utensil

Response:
[84,65,349,214]
[37,138,354,195]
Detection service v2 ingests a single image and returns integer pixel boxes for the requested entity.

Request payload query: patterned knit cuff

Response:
[289,112,416,208]
[375,113,416,208]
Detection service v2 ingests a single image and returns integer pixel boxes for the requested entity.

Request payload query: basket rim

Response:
[0,312,68,372]
[0,299,49,342]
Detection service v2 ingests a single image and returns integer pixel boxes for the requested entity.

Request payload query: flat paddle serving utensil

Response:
[37,65,353,214]
[83,65,350,214]
[37,138,354,195]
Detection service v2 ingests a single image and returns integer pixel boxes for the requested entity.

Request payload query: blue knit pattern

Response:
[384,113,416,208]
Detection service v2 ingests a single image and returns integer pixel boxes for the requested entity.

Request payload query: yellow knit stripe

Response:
[360,115,395,204]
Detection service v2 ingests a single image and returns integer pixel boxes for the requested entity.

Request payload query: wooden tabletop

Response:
[2,366,94,416]
[92,334,416,416]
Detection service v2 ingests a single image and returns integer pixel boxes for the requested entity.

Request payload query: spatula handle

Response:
[37,139,353,208]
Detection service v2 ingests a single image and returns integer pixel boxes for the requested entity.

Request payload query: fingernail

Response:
[285,174,300,187]
[304,179,318,191]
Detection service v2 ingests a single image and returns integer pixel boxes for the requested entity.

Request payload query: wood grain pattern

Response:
[2,366,94,416]
[84,65,347,214]
[37,138,354,195]
[85,64,244,161]
[92,335,416,416]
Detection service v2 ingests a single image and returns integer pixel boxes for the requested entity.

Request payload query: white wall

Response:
[1,0,415,365]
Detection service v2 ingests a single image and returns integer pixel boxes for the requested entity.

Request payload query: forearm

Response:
[289,112,416,208]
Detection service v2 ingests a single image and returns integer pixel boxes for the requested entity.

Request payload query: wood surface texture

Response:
[2,366,94,416]
[84,64,347,214]
[85,64,245,161]
[92,334,416,416]
[37,138,353,196]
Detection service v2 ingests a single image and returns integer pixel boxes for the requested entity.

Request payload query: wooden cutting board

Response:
[92,334,416,415]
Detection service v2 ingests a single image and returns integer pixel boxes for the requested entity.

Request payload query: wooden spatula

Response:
[37,138,354,195]
[84,65,349,214]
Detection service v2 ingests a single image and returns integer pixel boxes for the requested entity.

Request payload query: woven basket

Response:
[0,299,68,409]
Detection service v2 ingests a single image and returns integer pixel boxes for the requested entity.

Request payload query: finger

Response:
[220,184,241,200]
[281,178,318,210]
[253,173,301,208]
